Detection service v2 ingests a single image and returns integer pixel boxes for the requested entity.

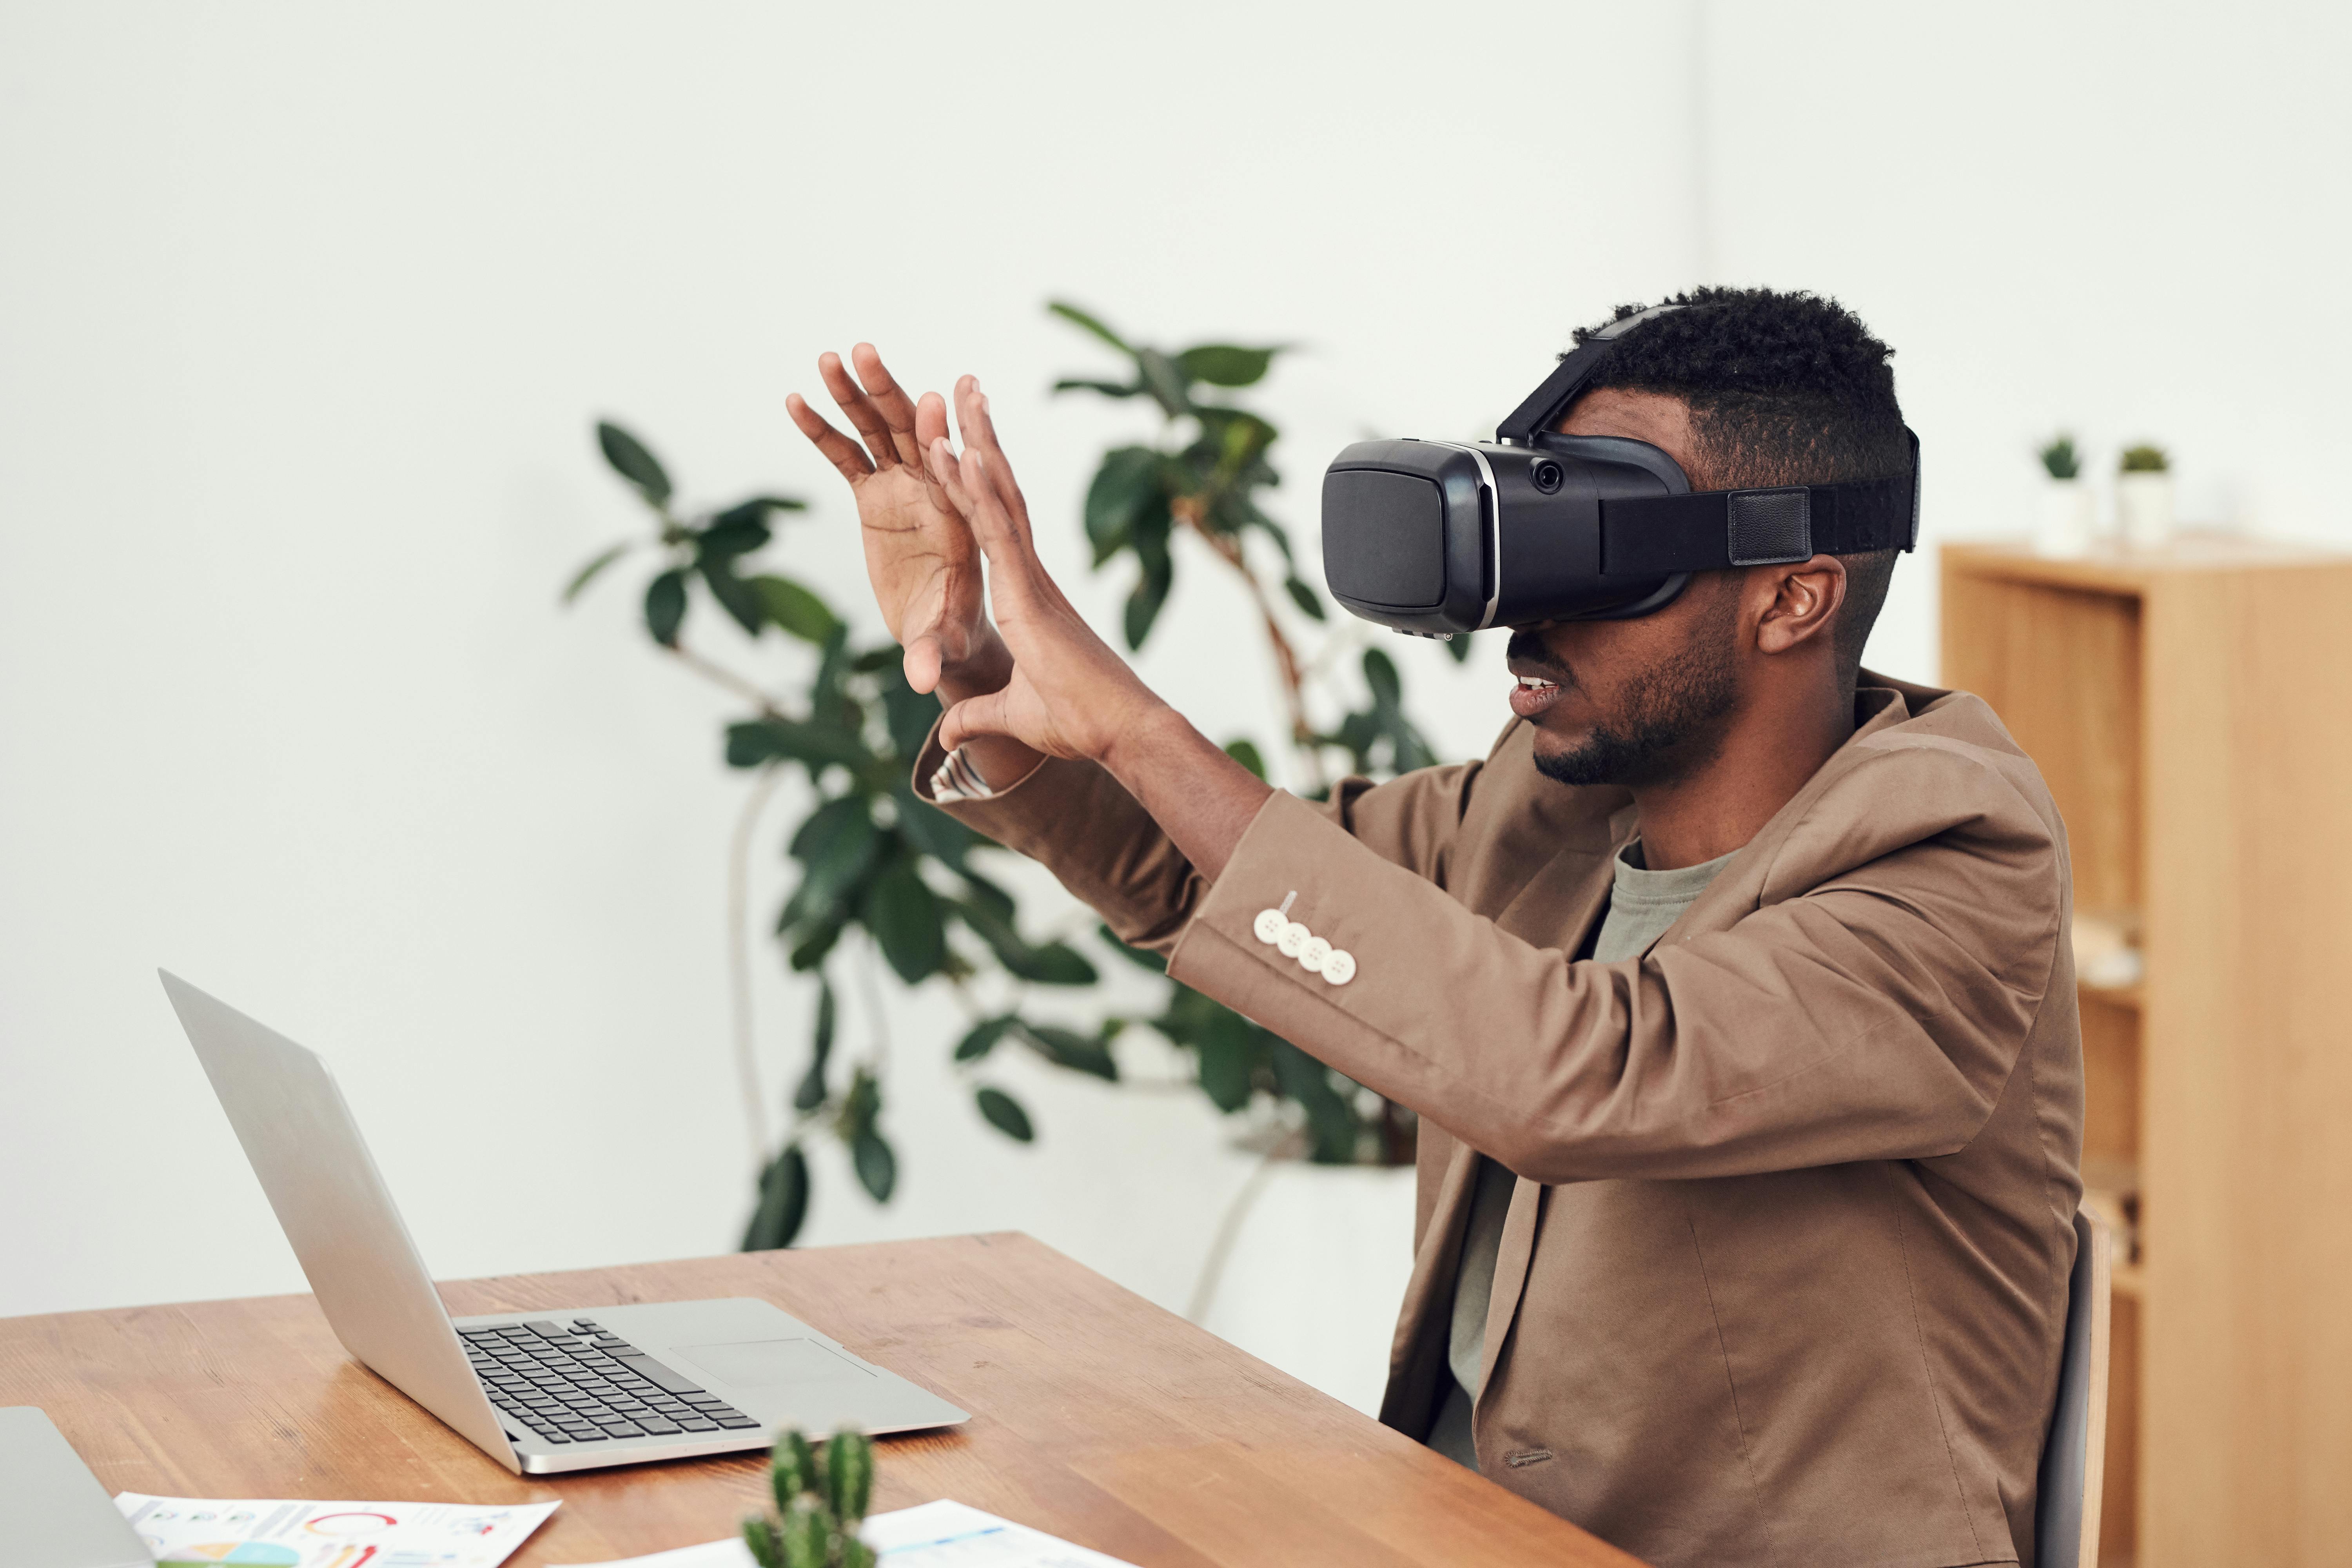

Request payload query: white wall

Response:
[1697,0,2352,679]
[0,0,1700,1325]
[4,0,2345,1343]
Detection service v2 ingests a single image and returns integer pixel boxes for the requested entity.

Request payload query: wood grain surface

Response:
[0,1232,1639,1566]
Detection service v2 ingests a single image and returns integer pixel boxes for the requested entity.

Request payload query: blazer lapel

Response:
[1477,1173,1547,1404]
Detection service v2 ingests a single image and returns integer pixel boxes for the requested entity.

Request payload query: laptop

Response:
[0,1407,151,1568]
[158,970,967,1475]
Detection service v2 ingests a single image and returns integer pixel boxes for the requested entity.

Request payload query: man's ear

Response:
[1752,555,1848,656]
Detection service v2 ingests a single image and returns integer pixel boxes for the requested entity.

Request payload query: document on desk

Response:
[113,1490,558,1567]
[560,1499,1136,1568]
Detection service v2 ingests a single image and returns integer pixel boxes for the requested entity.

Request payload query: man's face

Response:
[1507,388,1746,789]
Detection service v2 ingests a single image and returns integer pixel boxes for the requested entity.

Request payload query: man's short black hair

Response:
[1570,287,1907,694]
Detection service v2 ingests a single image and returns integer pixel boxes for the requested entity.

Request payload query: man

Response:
[787,289,2084,1568]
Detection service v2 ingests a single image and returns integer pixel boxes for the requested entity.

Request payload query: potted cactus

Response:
[2117,443,2173,549]
[2036,433,2095,556]
[743,1428,877,1568]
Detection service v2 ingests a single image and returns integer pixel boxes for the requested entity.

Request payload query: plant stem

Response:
[1173,500,1325,793]
[728,764,788,1171]
[856,929,893,1076]
[664,640,788,718]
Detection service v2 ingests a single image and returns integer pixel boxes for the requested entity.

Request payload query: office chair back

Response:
[2034,1209,2114,1568]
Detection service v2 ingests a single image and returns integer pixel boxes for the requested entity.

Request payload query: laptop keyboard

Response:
[462,1318,762,1447]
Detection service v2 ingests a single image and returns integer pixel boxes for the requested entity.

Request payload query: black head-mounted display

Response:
[1319,303,1919,636]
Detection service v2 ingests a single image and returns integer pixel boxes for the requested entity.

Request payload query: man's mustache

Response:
[1504,632,1574,684]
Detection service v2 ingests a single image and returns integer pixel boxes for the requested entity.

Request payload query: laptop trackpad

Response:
[676,1337,877,1390]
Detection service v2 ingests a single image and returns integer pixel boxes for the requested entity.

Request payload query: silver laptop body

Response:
[0,1406,151,1568]
[159,971,967,1475]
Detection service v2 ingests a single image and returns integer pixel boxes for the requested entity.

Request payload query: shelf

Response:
[2080,980,2144,1011]
[2113,1262,2146,1301]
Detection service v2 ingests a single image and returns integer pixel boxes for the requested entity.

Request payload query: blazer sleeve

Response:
[1164,739,2068,1183]
[908,722,1488,956]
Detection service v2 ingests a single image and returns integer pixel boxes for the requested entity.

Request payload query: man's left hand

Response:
[922,376,1273,877]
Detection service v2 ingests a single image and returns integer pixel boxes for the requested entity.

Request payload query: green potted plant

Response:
[2117,443,2172,549]
[563,305,1448,1277]
[743,1428,876,1568]
[2035,433,2094,556]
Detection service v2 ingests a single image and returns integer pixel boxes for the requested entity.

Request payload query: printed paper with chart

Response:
[114,1491,559,1568]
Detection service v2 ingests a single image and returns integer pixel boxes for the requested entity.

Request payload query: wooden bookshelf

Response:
[1941,538,2352,1568]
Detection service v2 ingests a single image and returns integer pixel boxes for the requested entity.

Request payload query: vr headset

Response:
[1319,303,1919,636]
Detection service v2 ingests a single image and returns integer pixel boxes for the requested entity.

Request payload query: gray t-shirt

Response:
[1426,840,1739,1471]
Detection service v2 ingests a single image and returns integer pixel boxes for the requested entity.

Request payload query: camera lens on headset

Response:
[1532,460,1564,494]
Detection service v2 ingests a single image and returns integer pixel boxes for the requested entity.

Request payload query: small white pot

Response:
[2036,479,2096,556]
[2117,471,2174,549]
[1193,1159,1417,1415]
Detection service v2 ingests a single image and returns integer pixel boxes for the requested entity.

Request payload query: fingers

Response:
[786,392,875,482]
[914,391,953,509]
[817,351,903,470]
[937,688,1011,753]
[849,344,926,468]
[949,377,1034,546]
[926,438,1025,570]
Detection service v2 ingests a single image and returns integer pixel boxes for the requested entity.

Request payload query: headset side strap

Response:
[1600,470,1918,575]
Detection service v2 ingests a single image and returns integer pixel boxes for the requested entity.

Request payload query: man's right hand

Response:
[787,345,1009,704]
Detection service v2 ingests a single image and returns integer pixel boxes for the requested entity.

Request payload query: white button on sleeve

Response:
[1299,936,1332,973]
[1277,921,1311,958]
[1320,949,1357,985]
[1253,909,1288,946]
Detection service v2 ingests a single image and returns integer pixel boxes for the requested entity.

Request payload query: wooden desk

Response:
[0,1233,1637,1566]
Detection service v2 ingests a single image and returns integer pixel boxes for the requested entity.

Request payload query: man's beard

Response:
[1517,595,1741,789]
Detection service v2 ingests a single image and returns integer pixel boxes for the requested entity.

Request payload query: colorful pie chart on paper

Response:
[156,1545,302,1566]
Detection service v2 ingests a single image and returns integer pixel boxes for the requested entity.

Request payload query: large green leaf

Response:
[562,540,632,604]
[1122,551,1173,651]
[712,494,806,530]
[1447,631,1475,664]
[953,1014,1016,1062]
[1363,646,1403,709]
[787,912,846,971]
[1047,300,1133,354]
[975,1086,1034,1143]
[1272,1041,1360,1163]
[751,575,842,644]
[726,717,872,773]
[698,512,772,560]
[851,1129,897,1202]
[892,777,978,868]
[954,881,1099,986]
[1098,922,1168,973]
[877,665,941,761]
[700,558,765,635]
[598,421,672,505]
[644,568,688,646]
[1135,347,1191,417]
[740,1143,809,1250]
[786,797,881,919]
[1192,1005,1261,1113]
[1178,344,1278,387]
[1284,575,1326,621]
[792,981,835,1112]
[1083,446,1167,564]
[1016,1022,1118,1082]
[1222,738,1267,779]
[862,855,946,984]
[1053,377,1142,399]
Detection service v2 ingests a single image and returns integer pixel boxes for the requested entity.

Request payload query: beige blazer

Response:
[920,675,2084,1568]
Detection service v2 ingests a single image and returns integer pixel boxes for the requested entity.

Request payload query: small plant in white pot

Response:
[2117,443,2173,549]
[2036,434,2095,556]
